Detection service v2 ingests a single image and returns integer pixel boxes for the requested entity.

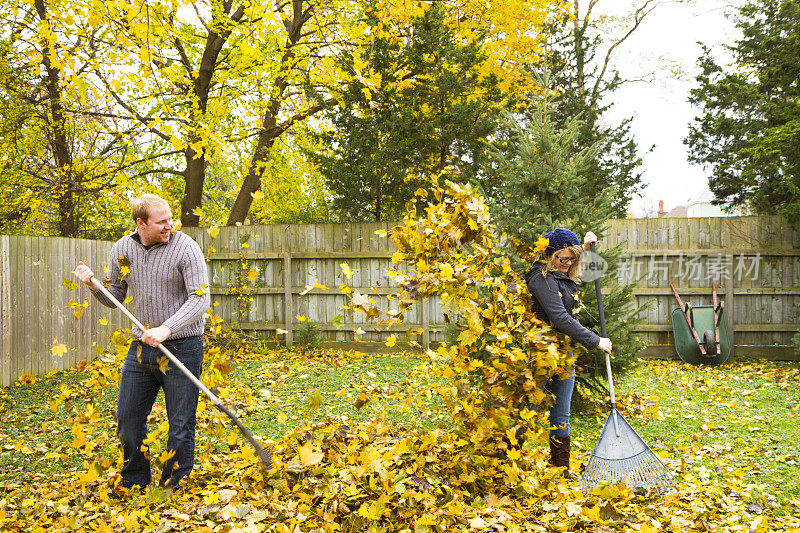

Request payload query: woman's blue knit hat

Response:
[544,228,580,256]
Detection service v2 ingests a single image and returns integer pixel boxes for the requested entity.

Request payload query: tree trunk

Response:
[177,4,246,227]
[35,0,78,237]
[573,0,585,97]
[180,147,205,227]
[227,120,278,225]
[226,0,314,225]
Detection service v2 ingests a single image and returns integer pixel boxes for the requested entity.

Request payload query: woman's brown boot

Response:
[549,435,570,468]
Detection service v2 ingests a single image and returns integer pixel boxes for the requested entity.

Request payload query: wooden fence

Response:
[184,222,442,347]
[603,216,799,359]
[0,236,122,387]
[185,215,799,359]
[1,215,798,386]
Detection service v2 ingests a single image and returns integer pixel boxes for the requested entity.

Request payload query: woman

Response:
[524,228,613,468]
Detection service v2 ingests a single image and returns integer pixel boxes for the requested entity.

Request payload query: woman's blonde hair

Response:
[131,194,170,223]
[544,244,585,282]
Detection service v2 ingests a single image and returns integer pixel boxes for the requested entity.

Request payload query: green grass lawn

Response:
[571,358,800,514]
[1,347,799,515]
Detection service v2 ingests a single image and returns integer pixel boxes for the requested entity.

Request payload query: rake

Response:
[578,244,677,495]
[90,276,273,470]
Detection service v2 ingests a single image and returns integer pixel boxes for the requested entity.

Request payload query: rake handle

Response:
[89,277,272,469]
[590,243,616,410]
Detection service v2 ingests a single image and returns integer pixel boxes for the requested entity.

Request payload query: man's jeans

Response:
[116,337,203,488]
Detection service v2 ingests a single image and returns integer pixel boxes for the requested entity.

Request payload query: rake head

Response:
[579,408,677,495]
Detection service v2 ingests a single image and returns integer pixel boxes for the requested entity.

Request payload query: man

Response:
[74,193,210,491]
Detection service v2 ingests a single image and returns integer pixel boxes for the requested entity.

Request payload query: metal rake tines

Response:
[580,450,677,494]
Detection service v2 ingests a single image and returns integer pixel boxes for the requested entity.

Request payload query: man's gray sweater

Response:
[92,230,210,340]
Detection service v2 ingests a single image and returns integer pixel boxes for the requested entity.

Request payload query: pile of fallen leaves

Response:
[3,350,800,531]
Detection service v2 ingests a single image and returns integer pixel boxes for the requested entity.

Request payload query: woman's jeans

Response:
[543,365,576,438]
[116,337,204,488]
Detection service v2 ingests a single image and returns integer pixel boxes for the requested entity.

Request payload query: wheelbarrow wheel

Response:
[703,330,717,356]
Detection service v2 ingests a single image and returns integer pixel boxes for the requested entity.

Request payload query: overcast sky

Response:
[593,0,743,216]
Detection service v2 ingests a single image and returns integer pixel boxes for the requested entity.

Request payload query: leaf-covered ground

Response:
[1,345,800,532]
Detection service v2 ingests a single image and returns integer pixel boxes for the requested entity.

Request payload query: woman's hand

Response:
[583,232,600,251]
[597,337,612,354]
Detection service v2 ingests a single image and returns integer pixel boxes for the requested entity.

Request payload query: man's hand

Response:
[141,325,172,347]
[74,261,96,290]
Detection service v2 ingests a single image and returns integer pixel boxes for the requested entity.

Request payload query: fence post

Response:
[1,236,10,387]
[723,219,736,360]
[421,298,430,351]
[283,251,293,347]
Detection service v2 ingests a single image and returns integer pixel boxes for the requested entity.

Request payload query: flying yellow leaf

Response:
[51,339,68,357]
[157,449,176,464]
[385,334,397,348]
[207,225,220,238]
[340,262,354,280]
[309,389,323,410]
[98,317,108,325]
[295,315,307,322]
[534,236,550,254]
[248,267,258,281]
[354,391,369,410]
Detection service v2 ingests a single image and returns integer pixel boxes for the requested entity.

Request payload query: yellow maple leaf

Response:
[298,442,324,467]
[533,236,550,254]
[340,262,354,280]
[207,225,220,238]
[51,339,68,357]
[248,267,258,281]
[385,334,397,348]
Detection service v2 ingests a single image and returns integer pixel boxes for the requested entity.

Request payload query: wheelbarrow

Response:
[669,283,731,365]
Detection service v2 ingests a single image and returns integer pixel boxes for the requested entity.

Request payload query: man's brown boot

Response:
[549,435,570,468]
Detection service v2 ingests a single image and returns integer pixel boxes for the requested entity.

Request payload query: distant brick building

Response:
[657,190,748,218]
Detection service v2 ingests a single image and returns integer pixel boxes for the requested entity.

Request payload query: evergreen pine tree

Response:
[487,76,646,392]
[306,3,502,221]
